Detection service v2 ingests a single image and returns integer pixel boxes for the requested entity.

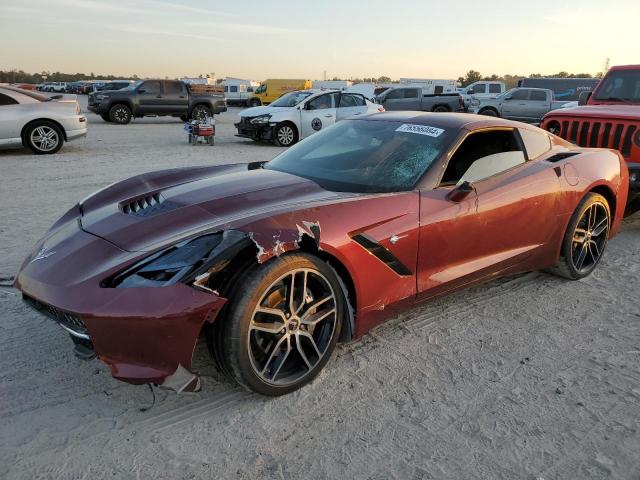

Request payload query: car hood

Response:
[79,164,351,252]
[545,104,640,120]
[240,106,295,118]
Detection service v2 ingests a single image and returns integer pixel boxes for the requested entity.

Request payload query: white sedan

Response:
[0,86,87,154]
[235,89,384,146]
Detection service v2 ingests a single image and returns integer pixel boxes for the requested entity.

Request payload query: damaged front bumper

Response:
[234,121,275,141]
[14,220,230,391]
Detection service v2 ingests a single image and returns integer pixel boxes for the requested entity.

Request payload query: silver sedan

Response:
[0,86,87,154]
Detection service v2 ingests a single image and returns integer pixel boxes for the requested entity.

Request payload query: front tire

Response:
[273,123,298,147]
[109,104,132,124]
[216,254,344,396]
[479,108,498,117]
[100,113,112,122]
[24,121,64,154]
[433,105,449,113]
[549,193,610,280]
[249,98,261,107]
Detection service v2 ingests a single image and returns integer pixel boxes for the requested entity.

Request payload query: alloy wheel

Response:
[247,268,337,386]
[30,126,59,152]
[571,201,609,273]
[114,107,129,123]
[277,125,295,146]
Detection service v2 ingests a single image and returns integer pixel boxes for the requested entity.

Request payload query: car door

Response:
[162,80,188,114]
[527,90,551,122]
[299,92,338,138]
[501,89,530,120]
[380,88,421,111]
[471,83,487,97]
[336,93,368,120]
[136,80,163,114]
[416,127,560,299]
[0,92,22,143]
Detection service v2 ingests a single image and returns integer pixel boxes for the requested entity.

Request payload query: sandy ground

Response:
[0,98,639,479]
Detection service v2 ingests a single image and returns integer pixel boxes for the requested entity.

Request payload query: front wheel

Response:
[215,254,344,396]
[100,113,112,122]
[479,108,498,117]
[24,121,64,154]
[248,98,261,107]
[433,106,449,113]
[109,104,132,124]
[273,123,297,147]
[549,192,610,280]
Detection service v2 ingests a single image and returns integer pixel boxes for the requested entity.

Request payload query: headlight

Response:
[96,94,109,101]
[250,114,271,125]
[102,230,251,290]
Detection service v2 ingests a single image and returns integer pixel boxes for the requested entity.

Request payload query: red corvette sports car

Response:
[16,113,629,395]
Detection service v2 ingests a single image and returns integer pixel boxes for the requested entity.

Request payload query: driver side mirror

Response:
[138,88,146,94]
[578,91,592,106]
[503,95,512,101]
[446,181,474,202]
[467,89,474,95]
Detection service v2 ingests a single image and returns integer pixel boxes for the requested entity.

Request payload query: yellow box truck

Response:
[247,79,312,106]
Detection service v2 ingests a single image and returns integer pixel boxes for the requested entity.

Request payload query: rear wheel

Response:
[549,193,610,280]
[191,105,211,121]
[24,121,64,154]
[215,254,344,396]
[433,105,449,113]
[109,104,132,124]
[249,98,261,107]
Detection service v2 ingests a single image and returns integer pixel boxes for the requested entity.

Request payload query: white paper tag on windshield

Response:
[396,124,444,137]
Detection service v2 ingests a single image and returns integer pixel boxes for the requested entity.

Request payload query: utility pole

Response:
[603,58,610,73]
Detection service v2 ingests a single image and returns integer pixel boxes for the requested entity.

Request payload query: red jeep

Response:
[541,65,640,213]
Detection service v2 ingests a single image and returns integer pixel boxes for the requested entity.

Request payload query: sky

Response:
[1,0,639,80]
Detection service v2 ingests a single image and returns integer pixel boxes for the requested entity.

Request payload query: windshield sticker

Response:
[396,124,444,138]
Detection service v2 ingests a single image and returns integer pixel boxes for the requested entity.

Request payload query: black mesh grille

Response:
[23,294,89,336]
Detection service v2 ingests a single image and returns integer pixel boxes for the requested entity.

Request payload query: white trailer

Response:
[312,80,353,90]
[399,78,458,95]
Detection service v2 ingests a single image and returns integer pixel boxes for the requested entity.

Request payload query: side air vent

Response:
[545,152,580,163]
[120,192,178,217]
[352,233,412,276]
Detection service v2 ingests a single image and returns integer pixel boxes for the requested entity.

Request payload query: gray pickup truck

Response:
[87,79,227,124]
[375,87,464,113]
[468,87,569,123]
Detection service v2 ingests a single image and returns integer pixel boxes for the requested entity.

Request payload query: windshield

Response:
[270,91,313,108]
[593,70,640,102]
[255,84,266,94]
[125,80,143,91]
[265,119,454,193]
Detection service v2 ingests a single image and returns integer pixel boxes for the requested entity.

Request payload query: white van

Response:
[222,77,260,106]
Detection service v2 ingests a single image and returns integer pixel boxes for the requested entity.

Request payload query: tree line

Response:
[1,69,603,87]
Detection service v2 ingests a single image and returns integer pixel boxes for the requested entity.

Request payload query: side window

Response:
[140,81,161,94]
[519,128,552,159]
[307,93,336,110]
[385,89,404,99]
[511,89,529,101]
[404,88,419,99]
[530,90,547,101]
[434,85,444,94]
[489,84,502,94]
[441,129,526,185]
[473,84,487,94]
[0,93,19,106]
[339,94,366,107]
[230,86,238,93]
[163,81,184,95]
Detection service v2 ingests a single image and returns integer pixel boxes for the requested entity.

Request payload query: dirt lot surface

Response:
[1,98,639,480]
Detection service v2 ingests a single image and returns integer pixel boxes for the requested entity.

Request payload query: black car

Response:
[87,79,227,124]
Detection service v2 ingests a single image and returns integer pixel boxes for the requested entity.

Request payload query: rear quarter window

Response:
[519,128,552,159]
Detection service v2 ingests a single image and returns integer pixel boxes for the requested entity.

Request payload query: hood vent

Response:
[120,192,178,217]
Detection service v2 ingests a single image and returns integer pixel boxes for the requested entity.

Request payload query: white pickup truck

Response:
[468,87,570,123]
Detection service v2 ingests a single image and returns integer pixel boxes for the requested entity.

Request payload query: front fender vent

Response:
[120,192,178,217]
[352,233,412,276]
[545,152,580,163]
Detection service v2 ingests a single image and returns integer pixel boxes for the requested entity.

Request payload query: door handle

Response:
[156,95,163,98]
[179,96,186,98]
[324,114,333,118]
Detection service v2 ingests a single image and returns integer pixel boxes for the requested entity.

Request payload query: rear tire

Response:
[24,121,64,155]
[214,253,344,396]
[433,105,449,113]
[109,104,132,124]
[249,98,261,107]
[191,105,211,120]
[548,193,610,280]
